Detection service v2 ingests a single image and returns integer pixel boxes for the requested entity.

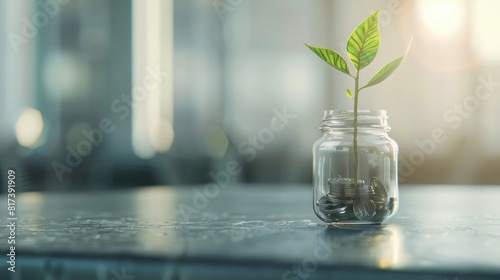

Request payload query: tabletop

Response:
[1,184,500,280]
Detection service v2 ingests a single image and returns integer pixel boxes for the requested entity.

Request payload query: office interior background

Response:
[1,0,500,193]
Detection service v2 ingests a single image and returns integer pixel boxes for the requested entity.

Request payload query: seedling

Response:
[304,9,410,184]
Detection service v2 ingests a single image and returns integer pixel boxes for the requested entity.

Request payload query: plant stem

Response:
[353,70,360,184]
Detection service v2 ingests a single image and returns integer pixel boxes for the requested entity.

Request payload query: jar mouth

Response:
[323,109,387,119]
[321,109,390,132]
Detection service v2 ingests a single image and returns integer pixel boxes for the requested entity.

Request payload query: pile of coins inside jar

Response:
[316,177,397,222]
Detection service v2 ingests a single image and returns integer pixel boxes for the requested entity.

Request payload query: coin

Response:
[371,195,387,204]
[317,195,333,206]
[327,177,356,185]
[319,202,339,211]
[326,194,354,205]
[325,205,355,220]
[317,194,356,220]
[353,199,376,220]
[323,177,394,222]
[329,190,357,198]
[371,205,388,222]
[320,204,348,215]
[370,176,388,198]
[328,178,364,195]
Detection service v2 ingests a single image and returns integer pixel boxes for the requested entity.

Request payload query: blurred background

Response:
[1,0,500,192]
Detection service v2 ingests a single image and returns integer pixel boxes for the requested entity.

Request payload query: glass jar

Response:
[313,110,398,224]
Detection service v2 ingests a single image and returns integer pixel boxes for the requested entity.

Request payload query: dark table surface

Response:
[1,184,500,280]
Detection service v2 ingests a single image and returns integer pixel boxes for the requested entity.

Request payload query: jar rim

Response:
[321,109,390,132]
[323,109,387,119]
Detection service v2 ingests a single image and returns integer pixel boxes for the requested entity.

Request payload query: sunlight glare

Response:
[416,0,466,38]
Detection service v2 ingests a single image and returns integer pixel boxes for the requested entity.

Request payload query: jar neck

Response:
[320,109,391,133]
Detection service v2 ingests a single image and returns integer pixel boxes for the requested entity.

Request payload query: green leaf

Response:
[346,10,380,70]
[362,55,405,89]
[346,88,353,98]
[303,43,351,76]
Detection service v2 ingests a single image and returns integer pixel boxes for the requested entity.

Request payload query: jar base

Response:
[328,221,383,229]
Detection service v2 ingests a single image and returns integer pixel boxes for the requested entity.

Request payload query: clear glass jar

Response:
[313,110,399,224]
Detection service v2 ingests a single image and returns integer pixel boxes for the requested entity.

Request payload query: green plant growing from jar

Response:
[305,10,410,224]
